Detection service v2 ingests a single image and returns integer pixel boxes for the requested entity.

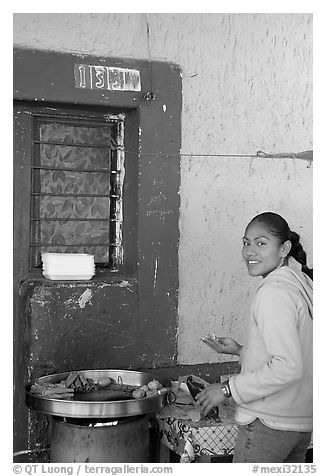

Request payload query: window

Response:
[30,110,125,271]
[21,105,127,272]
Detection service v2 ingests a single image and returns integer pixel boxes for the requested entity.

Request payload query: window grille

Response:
[30,112,125,271]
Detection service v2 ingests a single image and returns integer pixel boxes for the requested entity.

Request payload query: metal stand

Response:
[50,415,150,463]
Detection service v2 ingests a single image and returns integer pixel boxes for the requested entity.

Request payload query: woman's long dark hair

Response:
[249,212,313,280]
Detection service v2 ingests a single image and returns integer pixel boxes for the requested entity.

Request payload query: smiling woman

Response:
[242,220,291,278]
[198,211,313,463]
[242,212,313,280]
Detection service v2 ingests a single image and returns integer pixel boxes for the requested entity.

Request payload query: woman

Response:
[197,212,313,463]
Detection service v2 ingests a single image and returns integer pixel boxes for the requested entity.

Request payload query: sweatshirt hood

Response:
[257,261,313,319]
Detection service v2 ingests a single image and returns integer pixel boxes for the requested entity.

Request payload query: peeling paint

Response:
[34,287,52,299]
[78,288,92,308]
[146,209,173,219]
[32,299,47,307]
[97,283,112,288]
[112,342,135,349]
[148,190,167,206]
[153,257,158,293]
[97,280,134,289]
[63,297,77,306]
[119,280,131,288]
[85,318,114,328]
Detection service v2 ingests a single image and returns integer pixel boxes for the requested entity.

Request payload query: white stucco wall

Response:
[13,13,313,364]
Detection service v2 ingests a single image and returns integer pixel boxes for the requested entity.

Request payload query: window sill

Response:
[22,268,137,285]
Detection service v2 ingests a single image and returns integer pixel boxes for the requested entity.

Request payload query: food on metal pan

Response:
[64,371,79,388]
[132,388,146,399]
[30,371,98,400]
[30,382,74,400]
[64,372,95,393]
[131,379,164,399]
[30,374,167,401]
[97,376,114,388]
[147,379,162,391]
[44,392,75,399]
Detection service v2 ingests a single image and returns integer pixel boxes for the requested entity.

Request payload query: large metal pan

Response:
[25,369,171,419]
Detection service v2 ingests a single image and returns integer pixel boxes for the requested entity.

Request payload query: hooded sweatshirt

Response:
[228,264,313,430]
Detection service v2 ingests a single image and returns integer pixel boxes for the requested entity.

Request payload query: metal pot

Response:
[26,369,171,419]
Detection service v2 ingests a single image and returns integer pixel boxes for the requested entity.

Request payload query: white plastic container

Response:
[41,253,95,280]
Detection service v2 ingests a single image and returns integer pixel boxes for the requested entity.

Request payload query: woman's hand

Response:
[196,383,225,417]
[202,335,242,356]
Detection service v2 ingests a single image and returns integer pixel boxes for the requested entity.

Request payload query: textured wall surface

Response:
[14,13,313,364]
[178,156,312,364]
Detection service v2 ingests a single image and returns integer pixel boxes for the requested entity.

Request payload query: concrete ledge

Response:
[136,361,240,383]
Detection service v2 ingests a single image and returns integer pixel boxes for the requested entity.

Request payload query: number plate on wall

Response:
[74,64,141,91]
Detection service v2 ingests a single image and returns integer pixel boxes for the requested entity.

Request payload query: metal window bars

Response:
[29,113,125,271]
